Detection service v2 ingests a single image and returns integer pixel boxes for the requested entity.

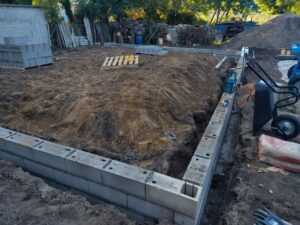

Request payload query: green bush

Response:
[167,11,197,25]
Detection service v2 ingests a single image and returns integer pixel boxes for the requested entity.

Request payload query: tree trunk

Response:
[209,9,217,24]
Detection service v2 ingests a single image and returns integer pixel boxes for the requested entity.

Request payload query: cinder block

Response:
[24,159,56,180]
[146,172,201,218]
[182,156,210,186]
[0,150,25,167]
[127,195,173,220]
[88,180,127,207]
[65,150,110,184]
[135,45,167,56]
[33,141,75,171]
[54,170,89,192]
[202,122,223,139]
[194,136,217,159]
[102,160,150,198]
[4,132,43,159]
[4,36,28,45]
[210,109,226,123]
[119,207,145,224]
[0,127,15,150]
[174,212,195,225]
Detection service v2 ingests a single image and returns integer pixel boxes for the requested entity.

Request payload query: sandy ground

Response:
[0,46,230,177]
[202,52,300,225]
[0,160,135,225]
[222,14,300,50]
[0,160,175,225]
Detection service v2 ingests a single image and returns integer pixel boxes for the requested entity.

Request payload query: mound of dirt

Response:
[0,47,230,176]
[222,14,300,50]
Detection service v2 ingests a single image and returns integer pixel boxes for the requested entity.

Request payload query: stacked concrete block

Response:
[0,5,50,46]
[75,36,89,46]
[104,42,242,57]
[0,42,53,68]
[0,127,202,224]
[4,36,29,45]
[135,45,167,56]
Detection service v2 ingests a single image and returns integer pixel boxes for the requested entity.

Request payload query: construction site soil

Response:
[203,51,300,225]
[1,48,299,224]
[0,46,231,177]
[222,13,300,50]
[0,160,173,225]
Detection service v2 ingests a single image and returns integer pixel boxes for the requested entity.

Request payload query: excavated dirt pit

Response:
[0,46,232,177]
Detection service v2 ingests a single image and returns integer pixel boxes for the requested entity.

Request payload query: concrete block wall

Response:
[0,5,50,46]
[0,43,53,68]
[135,45,167,56]
[0,48,244,224]
[104,42,242,57]
[183,57,245,225]
[0,127,201,224]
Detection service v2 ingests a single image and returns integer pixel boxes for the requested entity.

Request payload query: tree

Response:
[255,0,300,14]
[60,0,74,23]
[32,0,61,23]
[207,0,258,23]
[75,0,140,23]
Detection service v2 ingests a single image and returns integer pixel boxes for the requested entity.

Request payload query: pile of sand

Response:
[223,14,300,50]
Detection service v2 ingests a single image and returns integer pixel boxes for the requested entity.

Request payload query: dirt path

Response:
[0,46,231,176]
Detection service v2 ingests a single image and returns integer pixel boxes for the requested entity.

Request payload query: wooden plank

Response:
[118,56,124,66]
[112,56,119,66]
[123,56,128,65]
[107,57,114,67]
[134,55,139,65]
[84,16,94,45]
[215,56,228,69]
[102,57,109,67]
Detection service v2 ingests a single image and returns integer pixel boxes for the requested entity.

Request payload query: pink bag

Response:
[258,134,300,172]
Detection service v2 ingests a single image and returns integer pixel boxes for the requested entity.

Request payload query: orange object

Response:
[258,134,300,172]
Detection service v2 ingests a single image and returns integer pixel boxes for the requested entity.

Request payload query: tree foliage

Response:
[60,0,74,23]
[32,0,61,23]
[255,0,300,14]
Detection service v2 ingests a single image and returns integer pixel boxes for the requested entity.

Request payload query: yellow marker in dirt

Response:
[125,55,134,64]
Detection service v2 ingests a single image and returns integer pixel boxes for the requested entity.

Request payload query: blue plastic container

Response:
[135,35,143,45]
[243,21,257,30]
[215,24,227,33]
[291,43,300,55]
[225,76,237,94]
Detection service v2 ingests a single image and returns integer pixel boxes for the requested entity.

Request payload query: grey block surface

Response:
[33,141,75,171]
[127,195,173,220]
[88,180,127,207]
[174,212,195,225]
[202,121,223,139]
[182,156,210,185]
[24,159,56,180]
[194,136,217,159]
[4,36,29,45]
[0,150,25,167]
[146,172,200,218]
[4,133,43,159]
[65,150,111,184]
[0,43,53,68]
[0,127,15,149]
[54,170,89,192]
[103,160,150,198]
[135,45,167,56]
